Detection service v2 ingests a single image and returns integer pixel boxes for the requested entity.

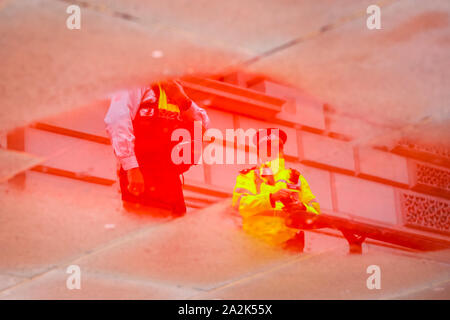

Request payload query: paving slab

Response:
[399,278,450,300]
[248,0,450,147]
[0,274,26,292]
[75,201,292,290]
[74,201,349,292]
[0,0,243,132]
[194,247,450,299]
[0,269,199,300]
[83,0,378,55]
[0,171,171,277]
[0,0,394,133]
[1,0,449,300]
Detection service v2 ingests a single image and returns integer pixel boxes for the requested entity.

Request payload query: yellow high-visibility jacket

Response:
[232,157,320,246]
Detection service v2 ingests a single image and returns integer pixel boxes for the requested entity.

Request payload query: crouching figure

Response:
[232,128,321,252]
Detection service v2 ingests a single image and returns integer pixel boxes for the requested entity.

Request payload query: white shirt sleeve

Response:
[192,101,211,129]
[104,88,144,171]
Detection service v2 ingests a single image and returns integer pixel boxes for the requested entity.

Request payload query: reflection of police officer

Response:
[105,80,210,216]
[232,128,321,252]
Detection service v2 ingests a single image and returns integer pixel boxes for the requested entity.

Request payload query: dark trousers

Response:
[119,163,186,214]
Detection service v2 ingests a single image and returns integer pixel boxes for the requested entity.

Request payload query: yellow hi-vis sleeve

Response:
[299,175,321,215]
[232,173,273,218]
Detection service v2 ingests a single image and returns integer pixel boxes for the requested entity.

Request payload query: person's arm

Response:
[233,190,272,219]
[104,88,146,195]
[299,175,321,214]
[233,173,285,218]
[188,101,211,130]
[161,80,211,130]
[104,89,142,170]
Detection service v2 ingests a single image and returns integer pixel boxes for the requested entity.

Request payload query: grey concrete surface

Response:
[193,247,450,299]
[1,0,449,299]
[0,0,243,132]
[248,0,450,148]
[0,196,449,299]
[0,171,171,277]
[0,269,200,300]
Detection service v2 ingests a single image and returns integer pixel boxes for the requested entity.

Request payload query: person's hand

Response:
[127,167,145,196]
[271,189,295,203]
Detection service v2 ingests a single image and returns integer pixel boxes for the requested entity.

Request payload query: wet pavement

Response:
[0,172,449,299]
[1,0,449,299]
